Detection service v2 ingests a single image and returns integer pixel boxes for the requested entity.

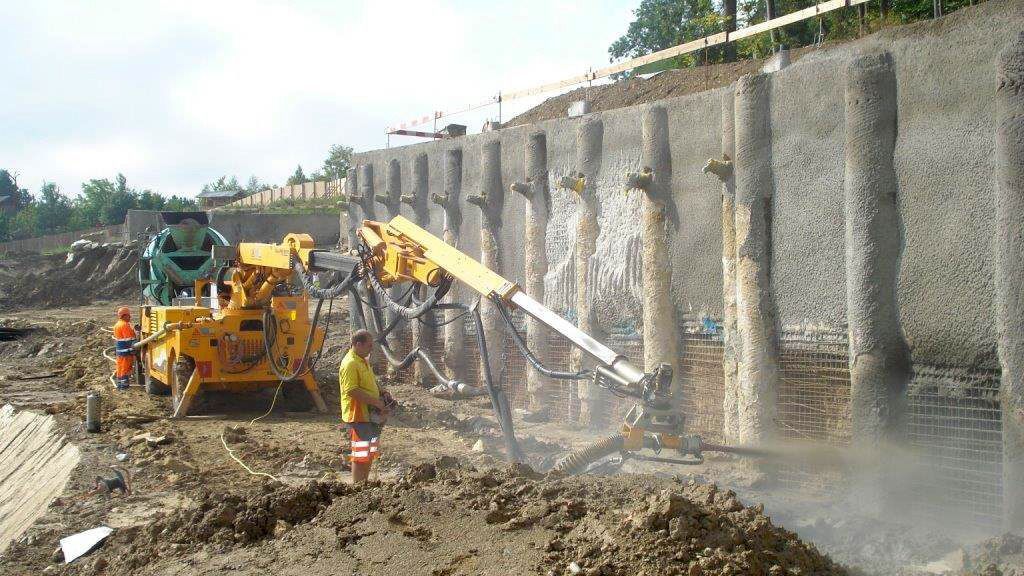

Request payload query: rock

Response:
[51,547,63,563]
[222,425,247,444]
[130,432,170,447]
[405,462,437,483]
[159,456,196,473]
[472,439,486,452]
[273,519,292,538]
[568,561,582,574]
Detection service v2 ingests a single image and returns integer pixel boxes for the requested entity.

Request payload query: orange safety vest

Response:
[113,319,137,387]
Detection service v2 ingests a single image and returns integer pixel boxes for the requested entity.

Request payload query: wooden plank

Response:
[503,72,595,101]
[732,0,845,40]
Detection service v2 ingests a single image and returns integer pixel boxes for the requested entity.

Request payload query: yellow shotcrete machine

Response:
[132,215,751,471]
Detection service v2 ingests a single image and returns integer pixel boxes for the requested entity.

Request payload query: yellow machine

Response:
[133,215,749,470]
[138,233,346,418]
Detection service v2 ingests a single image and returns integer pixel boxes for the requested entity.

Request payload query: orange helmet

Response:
[117,306,131,320]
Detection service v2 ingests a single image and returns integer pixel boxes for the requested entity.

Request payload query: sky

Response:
[1,1,637,199]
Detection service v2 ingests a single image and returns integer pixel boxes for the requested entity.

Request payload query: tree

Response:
[201,175,243,195]
[723,0,738,61]
[608,0,724,74]
[35,182,73,233]
[244,175,268,195]
[322,144,353,181]
[286,165,308,186]
[0,170,30,210]
[136,190,167,211]
[164,195,198,211]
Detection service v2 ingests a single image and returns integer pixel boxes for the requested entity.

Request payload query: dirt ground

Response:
[0,301,835,576]
[0,246,1020,575]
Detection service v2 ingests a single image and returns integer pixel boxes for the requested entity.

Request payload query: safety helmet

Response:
[117,306,131,319]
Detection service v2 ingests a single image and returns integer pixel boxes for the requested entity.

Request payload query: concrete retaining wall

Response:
[206,213,340,246]
[354,0,1021,365]
[352,0,1024,526]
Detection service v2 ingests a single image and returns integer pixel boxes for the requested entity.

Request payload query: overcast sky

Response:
[2,1,637,198]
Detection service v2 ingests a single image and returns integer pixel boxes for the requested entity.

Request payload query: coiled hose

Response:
[550,435,625,475]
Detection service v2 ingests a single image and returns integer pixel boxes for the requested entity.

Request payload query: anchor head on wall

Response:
[702,155,734,182]
[624,167,655,195]
[472,140,504,229]
[510,180,531,199]
[556,173,586,198]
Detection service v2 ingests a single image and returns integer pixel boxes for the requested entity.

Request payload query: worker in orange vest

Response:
[112,307,137,389]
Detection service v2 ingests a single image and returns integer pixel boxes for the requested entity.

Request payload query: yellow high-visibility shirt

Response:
[339,348,379,423]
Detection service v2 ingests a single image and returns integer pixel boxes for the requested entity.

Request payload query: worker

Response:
[339,329,394,483]
[112,306,138,390]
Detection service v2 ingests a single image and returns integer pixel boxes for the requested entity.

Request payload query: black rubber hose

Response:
[470,303,524,463]
[292,260,359,300]
[362,261,451,320]
[359,283,456,387]
[490,294,592,381]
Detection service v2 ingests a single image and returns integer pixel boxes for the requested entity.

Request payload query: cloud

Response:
[1,0,638,198]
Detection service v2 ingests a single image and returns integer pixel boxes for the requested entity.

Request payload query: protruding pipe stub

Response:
[510,181,531,197]
[400,194,416,206]
[557,174,585,195]
[466,193,486,208]
[430,192,448,207]
[625,167,654,192]
[702,156,734,181]
[374,194,388,205]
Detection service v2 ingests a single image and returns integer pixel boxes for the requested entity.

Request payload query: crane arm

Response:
[357,215,663,398]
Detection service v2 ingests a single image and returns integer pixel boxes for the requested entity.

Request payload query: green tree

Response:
[286,165,309,186]
[321,144,353,180]
[164,195,198,211]
[244,175,268,195]
[35,182,73,233]
[0,170,29,210]
[608,0,724,73]
[136,190,167,211]
[77,173,140,226]
[201,175,243,195]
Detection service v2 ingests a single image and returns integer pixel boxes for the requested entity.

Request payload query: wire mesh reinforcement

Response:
[774,330,852,493]
[678,330,726,443]
[501,311,580,424]
[905,365,1003,531]
[776,331,852,445]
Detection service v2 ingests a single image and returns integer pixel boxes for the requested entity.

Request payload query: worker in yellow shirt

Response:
[339,329,395,483]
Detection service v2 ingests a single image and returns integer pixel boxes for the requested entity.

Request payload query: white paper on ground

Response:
[60,526,113,563]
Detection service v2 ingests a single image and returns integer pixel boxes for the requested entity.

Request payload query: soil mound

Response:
[95,461,848,576]
[0,241,138,311]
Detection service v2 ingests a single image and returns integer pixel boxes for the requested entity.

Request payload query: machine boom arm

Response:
[357,216,653,395]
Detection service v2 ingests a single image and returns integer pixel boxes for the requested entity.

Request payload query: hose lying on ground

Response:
[551,435,625,476]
